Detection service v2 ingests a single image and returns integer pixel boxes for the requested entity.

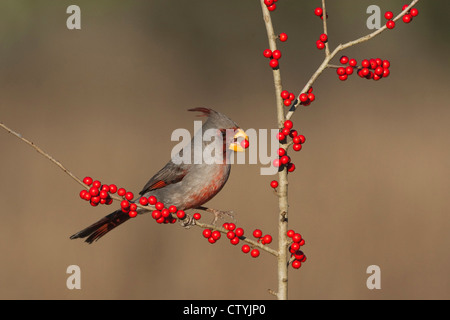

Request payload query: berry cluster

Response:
[272,120,305,175]
[79,176,188,221]
[79,177,115,207]
[243,228,273,258]
[385,5,419,29]
[263,48,282,69]
[263,0,278,12]
[202,223,274,259]
[287,229,307,269]
[337,56,391,81]
[316,33,328,50]
[281,87,315,108]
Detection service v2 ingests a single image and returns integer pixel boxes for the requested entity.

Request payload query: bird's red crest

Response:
[188,108,212,117]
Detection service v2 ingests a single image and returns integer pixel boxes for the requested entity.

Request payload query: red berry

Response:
[289,130,298,138]
[250,249,260,258]
[293,143,302,152]
[269,59,279,68]
[235,228,244,237]
[89,187,99,197]
[293,250,305,260]
[361,59,370,68]
[386,20,395,29]
[348,59,357,67]
[273,158,280,168]
[288,93,295,101]
[384,11,394,20]
[263,234,272,244]
[272,50,281,60]
[240,139,250,149]
[299,93,309,103]
[242,245,251,253]
[308,93,315,102]
[227,231,235,240]
[280,90,289,99]
[281,128,290,136]
[290,243,300,252]
[193,213,201,220]
[287,230,295,237]
[151,210,161,219]
[155,202,164,210]
[148,195,157,205]
[383,68,390,78]
[99,190,108,199]
[129,203,137,211]
[79,190,88,199]
[374,66,384,76]
[316,40,325,50]
[203,229,212,238]
[292,233,302,243]
[211,230,221,240]
[230,237,239,245]
[339,74,348,81]
[92,180,101,188]
[83,176,93,186]
[228,223,236,231]
[297,135,306,144]
[402,14,412,23]
[345,66,354,75]
[117,188,126,196]
[314,7,323,16]
[283,99,291,107]
[402,4,409,11]
[299,239,305,246]
[128,211,138,218]
[280,155,290,165]
[319,33,328,42]
[307,87,313,94]
[263,49,272,58]
[109,184,117,193]
[410,8,419,17]
[337,67,346,76]
[278,148,286,157]
[270,180,278,188]
[284,120,293,129]
[264,0,273,6]
[125,191,134,201]
[276,132,285,141]
[168,205,177,213]
[382,60,390,69]
[287,163,296,172]
[223,223,229,230]
[161,210,171,219]
[253,229,263,238]
[208,237,216,244]
[267,4,276,12]
[176,210,186,219]
[279,33,288,42]
[292,260,302,269]
[339,56,349,64]
[120,200,129,209]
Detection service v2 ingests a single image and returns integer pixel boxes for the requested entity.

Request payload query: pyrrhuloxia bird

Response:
[70,108,248,243]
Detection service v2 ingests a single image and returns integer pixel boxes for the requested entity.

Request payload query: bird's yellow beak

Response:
[229,128,249,152]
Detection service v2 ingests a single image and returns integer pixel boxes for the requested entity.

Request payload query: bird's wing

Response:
[139,161,189,195]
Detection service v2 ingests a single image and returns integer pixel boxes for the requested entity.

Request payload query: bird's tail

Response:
[70,209,130,244]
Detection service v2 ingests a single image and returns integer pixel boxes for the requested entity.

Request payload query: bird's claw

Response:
[209,209,235,225]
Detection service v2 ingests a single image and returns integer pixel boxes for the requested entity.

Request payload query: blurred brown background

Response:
[0,0,448,300]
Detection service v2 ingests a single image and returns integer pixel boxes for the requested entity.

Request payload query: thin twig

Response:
[321,0,330,57]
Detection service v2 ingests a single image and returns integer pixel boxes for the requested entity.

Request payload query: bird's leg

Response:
[179,213,196,229]
[196,206,235,225]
